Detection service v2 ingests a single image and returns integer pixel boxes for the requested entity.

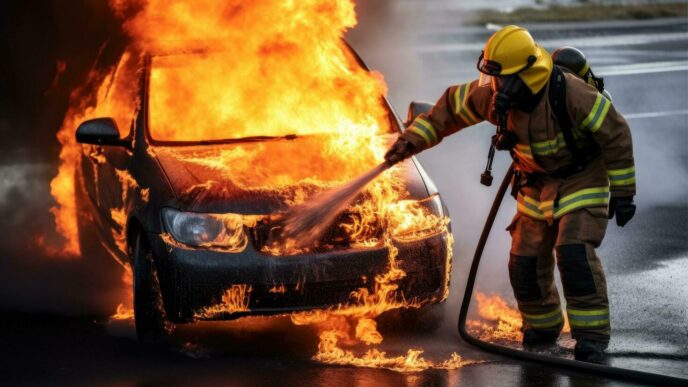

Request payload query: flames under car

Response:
[74,45,452,342]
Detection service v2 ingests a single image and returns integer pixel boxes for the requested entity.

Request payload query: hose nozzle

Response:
[480,171,493,187]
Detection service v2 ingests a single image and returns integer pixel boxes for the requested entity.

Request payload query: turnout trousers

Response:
[508,207,611,345]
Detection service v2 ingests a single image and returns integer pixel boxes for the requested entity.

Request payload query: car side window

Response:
[97,50,143,139]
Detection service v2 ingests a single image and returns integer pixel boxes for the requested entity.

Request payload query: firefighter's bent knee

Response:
[556,244,596,297]
[508,254,541,302]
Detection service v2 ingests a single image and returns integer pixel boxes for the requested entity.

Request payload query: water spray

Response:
[271,161,394,249]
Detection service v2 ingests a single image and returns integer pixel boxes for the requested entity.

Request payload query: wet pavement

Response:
[1,12,687,387]
[0,313,647,386]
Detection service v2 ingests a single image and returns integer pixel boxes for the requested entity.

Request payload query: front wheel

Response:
[378,302,446,334]
[133,233,172,344]
[398,302,445,333]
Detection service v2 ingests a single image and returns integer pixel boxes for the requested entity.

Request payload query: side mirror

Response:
[404,101,434,128]
[76,118,127,147]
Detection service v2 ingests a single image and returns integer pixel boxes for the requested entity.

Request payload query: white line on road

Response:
[416,32,688,53]
[425,60,688,79]
[624,110,688,120]
[597,61,688,76]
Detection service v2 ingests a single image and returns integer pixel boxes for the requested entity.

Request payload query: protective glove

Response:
[608,196,636,227]
[384,137,417,165]
[491,131,518,151]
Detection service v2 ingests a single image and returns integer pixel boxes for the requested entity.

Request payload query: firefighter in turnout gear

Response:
[385,25,636,363]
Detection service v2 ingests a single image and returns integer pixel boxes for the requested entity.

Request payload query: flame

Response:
[112,303,135,321]
[467,292,523,342]
[50,51,141,256]
[195,284,252,319]
[287,216,453,371]
[51,0,463,371]
[110,270,134,321]
[300,323,480,372]
[467,292,571,342]
[268,284,287,294]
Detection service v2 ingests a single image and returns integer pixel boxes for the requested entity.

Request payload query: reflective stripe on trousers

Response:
[522,307,564,329]
[567,307,610,329]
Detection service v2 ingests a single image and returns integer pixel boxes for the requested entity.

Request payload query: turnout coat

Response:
[401,73,635,223]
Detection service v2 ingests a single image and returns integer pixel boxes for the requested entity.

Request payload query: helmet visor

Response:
[477,50,538,76]
[477,51,503,75]
[479,72,493,89]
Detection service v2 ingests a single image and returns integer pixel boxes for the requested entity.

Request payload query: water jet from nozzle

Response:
[271,161,393,250]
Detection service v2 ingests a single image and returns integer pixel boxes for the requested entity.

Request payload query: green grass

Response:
[471,2,688,25]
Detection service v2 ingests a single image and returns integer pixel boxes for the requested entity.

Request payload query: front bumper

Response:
[149,231,450,323]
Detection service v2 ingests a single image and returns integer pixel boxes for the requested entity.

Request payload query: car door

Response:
[93,51,143,255]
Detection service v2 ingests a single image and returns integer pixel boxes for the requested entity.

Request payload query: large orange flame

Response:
[52,0,463,371]
[50,50,141,257]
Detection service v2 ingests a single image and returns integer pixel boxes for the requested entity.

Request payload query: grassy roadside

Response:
[471,2,687,25]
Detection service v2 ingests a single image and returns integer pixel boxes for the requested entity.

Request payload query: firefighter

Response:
[385,25,636,363]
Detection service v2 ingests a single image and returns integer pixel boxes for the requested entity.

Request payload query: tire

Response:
[399,302,445,333]
[133,233,172,344]
[379,302,446,334]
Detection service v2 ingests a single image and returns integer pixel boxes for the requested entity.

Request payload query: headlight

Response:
[162,208,249,251]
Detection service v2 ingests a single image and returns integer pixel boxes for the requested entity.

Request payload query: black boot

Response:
[522,329,559,346]
[574,339,606,363]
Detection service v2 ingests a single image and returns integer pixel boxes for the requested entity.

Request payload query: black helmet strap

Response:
[477,51,538,76]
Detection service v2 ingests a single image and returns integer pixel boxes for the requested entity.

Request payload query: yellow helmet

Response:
[477,25,553,94]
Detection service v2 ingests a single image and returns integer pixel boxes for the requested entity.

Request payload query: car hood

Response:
[153,136,430,214]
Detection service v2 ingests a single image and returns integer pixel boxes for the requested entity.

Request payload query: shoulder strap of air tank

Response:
[548,66,583,166]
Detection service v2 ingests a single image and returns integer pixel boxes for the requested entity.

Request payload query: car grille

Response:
[250,210,383,254]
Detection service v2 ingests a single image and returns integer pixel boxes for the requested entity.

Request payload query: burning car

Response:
[72,42,452,342]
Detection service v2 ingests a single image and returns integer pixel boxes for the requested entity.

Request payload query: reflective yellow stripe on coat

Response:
[607,166,636,187]
[531,133,568,156]
[453,83,481,126]
[407,117,439,146]
[530,128,587,157]
[517,187,610,220]
[580,94,611,133]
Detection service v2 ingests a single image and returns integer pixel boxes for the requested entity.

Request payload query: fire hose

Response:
[457,163,687,386]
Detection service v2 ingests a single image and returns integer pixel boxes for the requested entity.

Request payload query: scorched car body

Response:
[74,45,451,342]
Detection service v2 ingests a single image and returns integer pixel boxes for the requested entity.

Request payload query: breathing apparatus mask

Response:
[476,52,537,185]
[489,75,523,150]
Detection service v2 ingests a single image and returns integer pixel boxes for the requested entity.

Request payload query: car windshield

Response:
[148,48,398,144]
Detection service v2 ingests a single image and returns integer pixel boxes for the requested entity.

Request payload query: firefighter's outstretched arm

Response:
[384,80,488,164]
[569,81,636,226]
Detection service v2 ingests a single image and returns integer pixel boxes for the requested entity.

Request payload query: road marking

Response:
[597,61,688,76]
[416,32,688,53]
[428,60,688,79]
[624,110,688,120]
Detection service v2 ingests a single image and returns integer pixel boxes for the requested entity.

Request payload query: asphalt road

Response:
[1,16,687,387]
